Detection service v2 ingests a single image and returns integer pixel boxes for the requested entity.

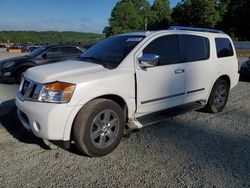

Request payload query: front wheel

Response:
[15,68,28,83]
[73,99,125,157]
[204,79,229,113]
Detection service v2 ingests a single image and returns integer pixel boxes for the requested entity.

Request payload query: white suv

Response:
[16,27,239,157]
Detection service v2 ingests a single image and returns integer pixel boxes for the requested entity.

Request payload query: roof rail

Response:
[168,26,224,34]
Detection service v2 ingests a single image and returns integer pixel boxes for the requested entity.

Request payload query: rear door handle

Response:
[175,69,185,74]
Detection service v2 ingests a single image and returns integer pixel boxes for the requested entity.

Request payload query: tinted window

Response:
[60,47,82,55]
[80,35,144,69]
[215,38,234,58]
[143,35,179,65]
[46,47,62,57]
[27,47,46,57]
[179,35,210,62]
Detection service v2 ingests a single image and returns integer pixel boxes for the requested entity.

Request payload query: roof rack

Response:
[168,26,224,34]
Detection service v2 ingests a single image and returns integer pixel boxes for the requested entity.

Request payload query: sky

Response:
[0,0,181,33]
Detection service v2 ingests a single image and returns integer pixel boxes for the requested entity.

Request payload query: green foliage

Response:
[105,1,142,36]
[104,0,172,36]
[172,0,220,28]
[220,0,250,40]
[0,31,104,44]
[148,0,172,30]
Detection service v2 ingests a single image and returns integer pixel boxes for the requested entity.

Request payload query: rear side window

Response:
[60,47,82,55]
[46,47,62,57]
[215,38,234,58]
[143,35,179,65]
[179,35,210,62]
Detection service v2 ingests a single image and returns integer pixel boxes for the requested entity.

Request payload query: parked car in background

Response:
[239,57,250,80]
[27,45,39,52]
[0,45,84,83]
[0,44,6,48]
[16,27,239,157]
[6,44,28,52]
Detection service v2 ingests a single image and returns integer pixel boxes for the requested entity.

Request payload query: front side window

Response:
[215,38,234,58]
[80,35,144,69]
[27,47,46,57]
[143,35,179,65]
[179,34,210,62]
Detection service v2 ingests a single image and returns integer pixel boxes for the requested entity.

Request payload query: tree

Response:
[148,0,172,30]
[220,0,250,40]
[172,0,220,28]
[123,0,151,30]
[104,1,142,36]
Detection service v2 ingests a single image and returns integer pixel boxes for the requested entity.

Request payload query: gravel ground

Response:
[0,54,250,187]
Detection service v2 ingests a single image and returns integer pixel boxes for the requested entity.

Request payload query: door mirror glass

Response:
[138,54,160,68]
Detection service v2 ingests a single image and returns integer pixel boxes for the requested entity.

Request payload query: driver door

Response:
[135,34,186,115]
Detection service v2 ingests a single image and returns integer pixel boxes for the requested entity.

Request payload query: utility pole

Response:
[145,17,148,31]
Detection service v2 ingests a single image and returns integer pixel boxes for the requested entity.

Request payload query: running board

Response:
[131,101,205,128]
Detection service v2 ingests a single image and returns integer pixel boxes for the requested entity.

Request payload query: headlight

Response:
[3,61,15,69]
[38,82,76,103]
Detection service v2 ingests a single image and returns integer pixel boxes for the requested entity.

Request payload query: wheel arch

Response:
[218,75,231,89]
[93,94,128,121]
[12,62,36,76]
[64,94,130,141]
[206,74,231,104]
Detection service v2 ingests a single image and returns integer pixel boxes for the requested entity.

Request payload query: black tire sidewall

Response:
[15,68,27,83]
[207,79,229,113]
[73,99,125,157]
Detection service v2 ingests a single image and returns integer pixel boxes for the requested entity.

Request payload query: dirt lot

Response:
[0,53,250,187]
[0,49,27,61]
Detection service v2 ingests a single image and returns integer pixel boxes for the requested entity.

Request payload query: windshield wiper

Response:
[80,56,103,62]
[80,56,112,68]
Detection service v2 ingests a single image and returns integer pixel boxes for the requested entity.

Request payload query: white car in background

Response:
[16,26,239,157]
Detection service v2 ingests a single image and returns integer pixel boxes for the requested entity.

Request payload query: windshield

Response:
[27,47,46,57]
[80,35,144,69]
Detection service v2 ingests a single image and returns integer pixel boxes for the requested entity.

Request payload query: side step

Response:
[133,101,205,128]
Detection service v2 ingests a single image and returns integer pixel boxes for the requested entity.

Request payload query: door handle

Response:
[175,69,185,74]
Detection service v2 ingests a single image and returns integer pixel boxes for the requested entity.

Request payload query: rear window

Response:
[215,38,234,58]
[179,35,210,63]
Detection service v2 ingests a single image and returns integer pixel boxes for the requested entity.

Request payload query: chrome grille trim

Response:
[18,78,42,102]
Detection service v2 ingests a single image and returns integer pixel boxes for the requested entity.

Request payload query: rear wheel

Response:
[73,99,125,157]
[204,79,229,113]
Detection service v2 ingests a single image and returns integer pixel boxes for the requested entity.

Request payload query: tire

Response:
[204,79,229,113]
[15,68,28,83]
[73,99,125,157]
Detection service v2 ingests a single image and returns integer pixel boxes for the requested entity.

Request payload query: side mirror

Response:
[138,54,160,68]
[42,53,48,59]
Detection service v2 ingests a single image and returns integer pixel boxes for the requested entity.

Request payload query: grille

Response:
[18,78,42,101]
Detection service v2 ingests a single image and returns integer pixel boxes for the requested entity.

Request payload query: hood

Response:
[0,56,30,64]
[25,60,106,83]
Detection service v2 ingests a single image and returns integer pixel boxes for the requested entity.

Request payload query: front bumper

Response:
[0,69,15,82]
[15,96,76,141]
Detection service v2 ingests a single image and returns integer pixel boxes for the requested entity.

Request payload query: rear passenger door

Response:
[44,47,66,64]
[59,47,83,60]
[179,34,214,103]
[136,34,186,115]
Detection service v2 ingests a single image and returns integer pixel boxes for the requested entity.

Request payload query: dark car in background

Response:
[0,45,84,83]
[27,45,39,52]
[240,57,250,80]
